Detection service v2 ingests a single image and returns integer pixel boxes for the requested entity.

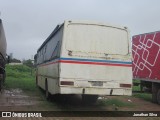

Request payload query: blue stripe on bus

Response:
[60,57,132,65]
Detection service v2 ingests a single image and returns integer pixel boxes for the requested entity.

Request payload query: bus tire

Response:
[36,76,38,86]
[3,72,5,84]
[82,95,98,104]
[157,89,160,104]
[45,79,51,100]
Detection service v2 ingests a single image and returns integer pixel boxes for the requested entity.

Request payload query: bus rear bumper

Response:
[60,87,132,96]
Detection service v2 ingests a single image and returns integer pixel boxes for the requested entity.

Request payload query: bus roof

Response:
[37,23,64,52]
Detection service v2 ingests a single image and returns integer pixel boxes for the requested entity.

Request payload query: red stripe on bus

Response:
[39,60,132,67]
[59,60,132,67]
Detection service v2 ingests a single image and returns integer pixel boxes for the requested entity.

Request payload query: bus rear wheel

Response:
[36,76,38,86]
[45,79,51,100]
[82,95,98,104]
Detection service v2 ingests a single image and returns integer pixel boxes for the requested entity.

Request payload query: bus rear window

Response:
[65,24,129,55]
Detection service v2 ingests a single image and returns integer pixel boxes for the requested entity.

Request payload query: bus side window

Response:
[43,45,47,62]
[51,41,60,60]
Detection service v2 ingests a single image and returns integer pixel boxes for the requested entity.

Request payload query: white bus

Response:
[35,20,132,103]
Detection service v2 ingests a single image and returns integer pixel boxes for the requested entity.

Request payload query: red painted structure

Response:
[132,31,160,104]
[132,31,160,81]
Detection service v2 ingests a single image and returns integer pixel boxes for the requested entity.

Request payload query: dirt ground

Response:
[0,88,160,111]
[0,88,160,120]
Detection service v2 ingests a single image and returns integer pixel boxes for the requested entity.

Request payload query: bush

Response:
[5,65,36,91]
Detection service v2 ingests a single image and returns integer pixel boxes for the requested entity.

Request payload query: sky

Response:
[0,0,160,60]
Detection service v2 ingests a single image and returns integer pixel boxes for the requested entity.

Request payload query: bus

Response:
[0,18,7,90]
[35,20,132,103]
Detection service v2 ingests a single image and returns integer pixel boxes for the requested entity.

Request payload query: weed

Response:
[98,98,135,107]
[133,79,152,102]
[5,65,36,91]
[133,85,140,91]
[133,93,152,101]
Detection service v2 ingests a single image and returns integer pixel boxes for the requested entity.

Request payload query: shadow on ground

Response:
[39,88,108,111]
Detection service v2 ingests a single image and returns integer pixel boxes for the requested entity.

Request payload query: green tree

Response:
[10,58,21,63]
[23,59,33,67]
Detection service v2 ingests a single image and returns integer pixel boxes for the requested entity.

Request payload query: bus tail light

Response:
[60,81,74,86]
[120,83,132,88]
